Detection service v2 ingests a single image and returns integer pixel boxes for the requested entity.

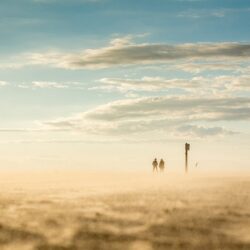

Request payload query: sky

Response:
[0,0,250,171]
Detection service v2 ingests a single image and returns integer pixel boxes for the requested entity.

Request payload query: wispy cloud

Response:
[32,0,103,3]
[176,0,205,2]
[213,75,250,91]
[18,81,85,89]
[0,81,8,87]
[177,8,250,19]
[40,41,250,69]
[32,81,69,89]
[82,96,250,122]
[91,74,250,94]
[176,124,235,137]
[2,37,250,70]
[174,63,249,74]
[91,76,207,93]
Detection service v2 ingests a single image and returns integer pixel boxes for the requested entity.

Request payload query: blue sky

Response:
[1,0,250,53]
[0,0,250,170]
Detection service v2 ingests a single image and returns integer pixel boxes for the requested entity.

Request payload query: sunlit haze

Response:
[1,2,250,249]
[0,0,250,171]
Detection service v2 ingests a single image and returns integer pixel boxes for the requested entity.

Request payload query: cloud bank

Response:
[41,96,250,138]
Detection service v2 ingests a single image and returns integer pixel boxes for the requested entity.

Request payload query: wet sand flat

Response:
[0,171,250,250]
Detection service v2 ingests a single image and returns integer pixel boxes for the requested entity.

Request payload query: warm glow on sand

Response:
[0,170,250,249]
[1,0,250,249]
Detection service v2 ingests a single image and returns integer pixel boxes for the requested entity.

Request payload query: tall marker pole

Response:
[185,143,190,173]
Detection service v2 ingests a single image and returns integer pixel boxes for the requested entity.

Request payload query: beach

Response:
[0,171,250,250]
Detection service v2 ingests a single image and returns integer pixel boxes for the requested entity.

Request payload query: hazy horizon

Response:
[1,1,250,249]
[0,0,250,171]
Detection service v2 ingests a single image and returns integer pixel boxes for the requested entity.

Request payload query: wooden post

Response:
[185,143,190,173]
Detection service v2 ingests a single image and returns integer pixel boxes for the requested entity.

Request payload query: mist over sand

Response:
[0,170,250,250]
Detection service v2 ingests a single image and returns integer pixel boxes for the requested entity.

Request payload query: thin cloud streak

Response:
[177,8,250,19]
[18,81,86,89]
[96,77,204,91]
[174,63,250,74]
[32,0,103,3]
[92,75,250,93]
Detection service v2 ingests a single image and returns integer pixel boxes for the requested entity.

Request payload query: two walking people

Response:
[152,158,165,172]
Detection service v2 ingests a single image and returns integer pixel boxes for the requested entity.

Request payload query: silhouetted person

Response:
[159,159,165,172]
[152,158,158,172]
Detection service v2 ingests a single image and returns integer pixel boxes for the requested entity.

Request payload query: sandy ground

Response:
[0,170,250,250]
